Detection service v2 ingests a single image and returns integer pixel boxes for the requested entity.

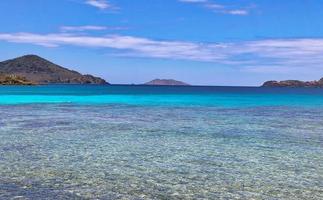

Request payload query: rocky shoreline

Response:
[0,74,35,85]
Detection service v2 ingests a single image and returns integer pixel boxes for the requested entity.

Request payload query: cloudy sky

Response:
[0,0,323,85]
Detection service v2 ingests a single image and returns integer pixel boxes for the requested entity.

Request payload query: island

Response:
[0,55,108,85]
[262,78,323,88]
[144,79,190,86]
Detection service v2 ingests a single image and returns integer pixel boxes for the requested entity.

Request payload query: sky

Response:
[0,0,323,86]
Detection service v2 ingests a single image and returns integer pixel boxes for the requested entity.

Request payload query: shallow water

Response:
[0,85,322,199]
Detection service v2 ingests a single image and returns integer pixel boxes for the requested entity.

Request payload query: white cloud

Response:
[85,0,111,9]
[179,0,250,16]
[0,32,227,61]
[61,26,108,32]
[1,32,323,73]
[60,25,127,32]
[223,9,249,15]
[204,3,224,9]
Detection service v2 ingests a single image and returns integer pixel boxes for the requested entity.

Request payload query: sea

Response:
[0,85,322,199]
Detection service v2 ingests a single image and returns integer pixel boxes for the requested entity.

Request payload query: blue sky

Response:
[0,0,323,85]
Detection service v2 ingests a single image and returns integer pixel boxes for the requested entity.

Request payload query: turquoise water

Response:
[1,85,323,107]
[0,85,322,199]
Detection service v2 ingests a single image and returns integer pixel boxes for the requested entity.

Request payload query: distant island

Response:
[262,78,323,88]
[0,55,107,85]
[144,79,190,86]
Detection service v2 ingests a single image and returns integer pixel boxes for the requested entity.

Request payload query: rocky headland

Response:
[0,55,107,85]
[262,78,323,88]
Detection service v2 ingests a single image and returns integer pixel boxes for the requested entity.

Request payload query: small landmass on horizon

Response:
[144,79,190,86]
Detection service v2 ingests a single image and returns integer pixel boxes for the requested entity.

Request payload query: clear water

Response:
[0,85,322,199]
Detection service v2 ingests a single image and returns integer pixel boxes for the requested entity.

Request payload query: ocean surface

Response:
[0,85,322,199]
